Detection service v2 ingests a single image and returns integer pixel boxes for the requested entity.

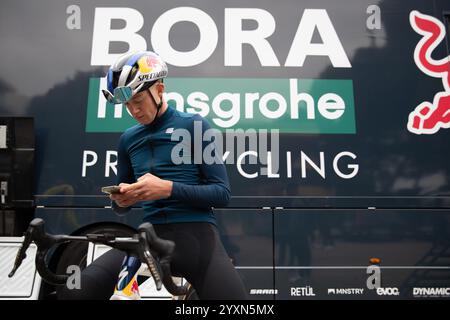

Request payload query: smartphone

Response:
[101,185,121,194]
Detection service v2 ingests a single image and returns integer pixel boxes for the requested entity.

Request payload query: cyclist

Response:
[59,51,247,300]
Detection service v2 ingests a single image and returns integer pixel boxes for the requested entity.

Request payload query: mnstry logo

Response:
[328,288,364,295]
[86,77,356,133]
[413,287,450,298]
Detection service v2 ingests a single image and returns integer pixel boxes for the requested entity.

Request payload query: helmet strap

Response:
[148,89,163,124]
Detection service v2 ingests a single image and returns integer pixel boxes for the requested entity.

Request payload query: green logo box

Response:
[86,77,355,134]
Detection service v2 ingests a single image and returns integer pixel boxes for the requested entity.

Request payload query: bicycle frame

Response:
[109,254,190,300]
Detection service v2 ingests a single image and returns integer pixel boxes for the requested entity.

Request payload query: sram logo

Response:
[250,289,278,295]
[91,7,351,68]
[376,287,400,296]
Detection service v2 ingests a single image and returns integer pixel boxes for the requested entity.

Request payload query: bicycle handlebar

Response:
[8,218,188,296]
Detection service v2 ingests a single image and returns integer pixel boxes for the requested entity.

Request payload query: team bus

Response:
[0,0,449,300]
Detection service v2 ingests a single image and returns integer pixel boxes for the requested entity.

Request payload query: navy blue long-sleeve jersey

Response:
[112,105,231,225]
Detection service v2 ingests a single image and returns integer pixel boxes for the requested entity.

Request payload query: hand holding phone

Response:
[101,185,121,194]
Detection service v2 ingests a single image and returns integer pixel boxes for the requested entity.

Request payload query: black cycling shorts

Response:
[58,222,248,300]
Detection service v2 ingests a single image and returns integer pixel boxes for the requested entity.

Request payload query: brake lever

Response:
[8,219,36,278]
[138,230,163,291]
[9,218,69,286]
[137,223,188,296]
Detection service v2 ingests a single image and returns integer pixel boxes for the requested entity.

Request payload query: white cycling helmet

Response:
[102,51,168,105]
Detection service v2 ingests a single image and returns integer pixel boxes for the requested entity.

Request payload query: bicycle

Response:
[8,218,196,300]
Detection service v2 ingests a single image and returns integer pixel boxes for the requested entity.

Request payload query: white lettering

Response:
[151,7,218,66]
[91,8,350,68]
[237,151,259,178]
[333,151,359,179]
[82,151,98,177]
[91,8,146,66]
[225,9,279,66]
[301,151,325,178]
[285,9,351,67]
[105,151,118,177]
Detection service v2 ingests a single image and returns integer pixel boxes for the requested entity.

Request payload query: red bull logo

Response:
[131,278,139,295]
[408,11,450,134]
[137,55,161,74]
[146,56,160,69]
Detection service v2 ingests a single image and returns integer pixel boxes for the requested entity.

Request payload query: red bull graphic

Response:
[137,55,161,74]
[408,11,450,135]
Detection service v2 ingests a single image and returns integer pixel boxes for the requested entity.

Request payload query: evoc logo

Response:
[376,287,400,296]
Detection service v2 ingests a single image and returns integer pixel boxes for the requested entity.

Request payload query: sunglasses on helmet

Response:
[102,86,134,104]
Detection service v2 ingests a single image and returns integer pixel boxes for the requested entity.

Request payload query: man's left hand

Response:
[120,173,173,201]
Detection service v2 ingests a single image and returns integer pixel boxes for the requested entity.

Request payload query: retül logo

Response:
[291,286,316,297]
[408,11,450,134]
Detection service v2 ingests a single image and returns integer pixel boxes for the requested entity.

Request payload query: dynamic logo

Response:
[413,287,450,298]
[408,11,450,134]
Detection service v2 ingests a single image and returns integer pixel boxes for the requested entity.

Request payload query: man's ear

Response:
[149,83,164,101]
[157,82,165,98]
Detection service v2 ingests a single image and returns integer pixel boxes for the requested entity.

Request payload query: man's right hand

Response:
[110,183,137,207]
